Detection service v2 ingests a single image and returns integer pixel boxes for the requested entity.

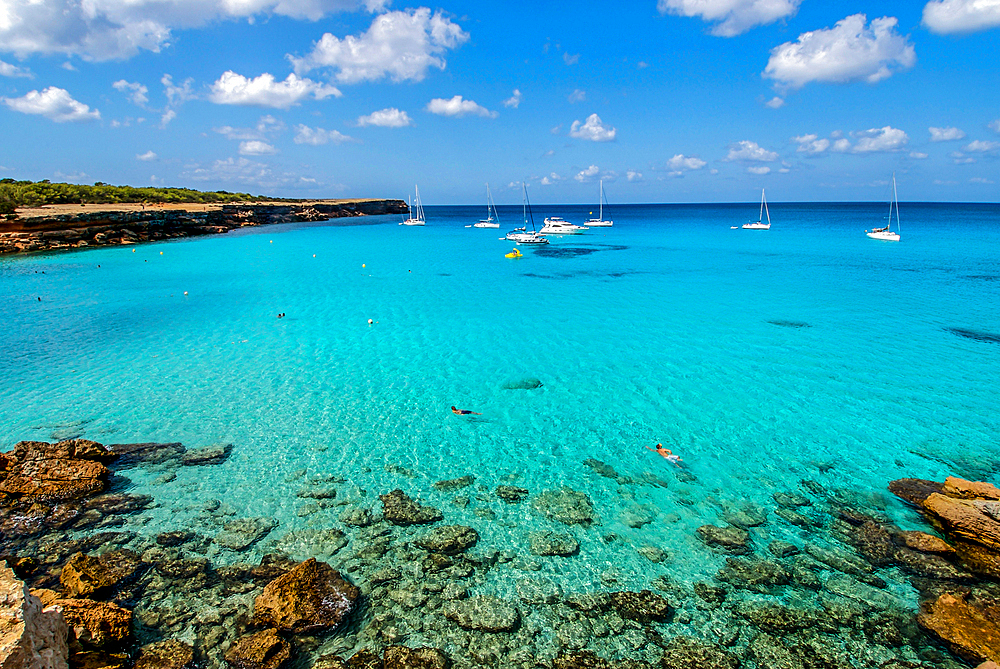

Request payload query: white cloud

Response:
[764,14,915,89]
[550,125,563,135]
[748,166,771,175]
[574,165,600,183]
[426,95,496,118]
[183,156,308,190]
[910,151,929,159]
[563,52,579,65]
[666,154,707,176]
[852,126,909,153]
[136,150,157,161]
[569,114,617,142]
[239,140,278,155]
[209,71,340,109]
[831,138,852,152]
[568,89,586,103]
[290,8,468,83]
[724,140,778,162]
[965,140,1000,152]
[503,89,522,109]
[160,109,177,127]
[540,172,561,186]
[990,119,1000,133]
[657,0,802,36]
[1,87,100,122]
[951,151,976,164]
[293,124,354,145]
[162,74,195,106]
[637,61,648,69]
[0,0,374,61]
[0,59,32,78]
[357,107,413,127]
[113,79,148,106]
[627,170,644,182]
[764,96,784,109]
[929,126,966,142]
[792,134,830,155]
[923,0,1000,34]
[970,177,995,184]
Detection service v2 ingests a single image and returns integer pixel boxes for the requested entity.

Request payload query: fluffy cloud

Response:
[657,0,802,36]
[136,150,157,161]
[293,125,354,145]
[1,87,100,122]
[426,95,496,118]
[183,156,308,190]
[215,116,286,141]
[990,119,1000,133]
[357,108,413,127]
[923,0,1000,34]
[563,52,579,65]
[970,177,995,184]
[0,59,32,77]
[540,172,562,186]
[627,170,644,182]
[929,126,966,142]
[852,126,909,152]
[503,89,522,109]
[239,140,278,155]
[724,140,778,162]
[792,134,830,155]
[574,165,600,183]
[666,154,707,176]
[209,71,340,109]
[764,96,784,109]
[965,140,1000,152]
[290,8,468,83]
[568,89,586,103]
[748,166,771,175]
[569,114,616,142]
[0,0,373,61]
[951,151,975,164]
[764,14,915,89]
[113,79,148,106]
[910,151,929,159]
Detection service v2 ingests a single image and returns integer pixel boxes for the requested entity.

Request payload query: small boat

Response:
[400,185,425,226]
[505,184,549,245]
[743,188,771,229]
[474,184,501,228]
[505,249,523,258]
[540,217,588,234]
[866,174,901,241]
[585,180,613,227]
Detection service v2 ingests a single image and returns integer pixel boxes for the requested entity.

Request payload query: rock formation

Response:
[252,559,360,634]
[0,562,68,669]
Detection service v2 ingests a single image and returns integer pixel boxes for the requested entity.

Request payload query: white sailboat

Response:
[866,174,901,241]
[474,184,501,228]
[743,188,771,229]
[400,185,425,226]
[505,184,549,245]
[586,180,613,227]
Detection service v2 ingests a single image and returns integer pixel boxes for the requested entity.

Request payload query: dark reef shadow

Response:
[946,327,1000,344]
[767,320,812,329]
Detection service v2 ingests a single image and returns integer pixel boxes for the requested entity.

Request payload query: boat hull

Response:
[586,220,613,227]
[742,223,771,230]
[474,222,500,228]
[867,231,900,241]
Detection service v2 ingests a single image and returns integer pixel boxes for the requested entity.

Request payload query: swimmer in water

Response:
[646,443,682,466]
[451,406,482,415]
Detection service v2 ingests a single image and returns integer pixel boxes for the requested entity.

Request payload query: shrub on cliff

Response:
[0,180,280,208]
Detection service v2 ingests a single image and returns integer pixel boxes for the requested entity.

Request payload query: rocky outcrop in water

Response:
[252,558,360,634]
[0,561,68,669]
[0,200,408,255]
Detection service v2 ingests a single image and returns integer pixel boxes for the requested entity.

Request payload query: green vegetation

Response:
[0,179,282,214]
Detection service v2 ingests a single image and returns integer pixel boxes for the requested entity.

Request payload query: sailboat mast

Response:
[599,180,603,220]
[760,188,765,223]
[892,173,900,232]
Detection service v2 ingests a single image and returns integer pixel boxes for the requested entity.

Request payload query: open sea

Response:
[3,201,1000,663]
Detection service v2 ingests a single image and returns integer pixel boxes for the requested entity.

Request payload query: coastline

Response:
[0,199,408,255]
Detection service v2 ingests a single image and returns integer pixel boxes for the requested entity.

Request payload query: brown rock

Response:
[60,551,143,598]
[944,477,1000,500]
[0,561,69,669]
[69,649,130,669]
[344,650,382,669]
[0,440,115,502]
[379,490,442,526]
[53,598,132,649]
[224,628,289,669]
[975,663,1000,669]
[954,540,1000,579]
[917,592,1000,664]
[889,478,945,506]
[253,558,360,634]
[895,530,955,554]
[923,493,1000,550]
[133,640,195,669]
[383,646,450,669]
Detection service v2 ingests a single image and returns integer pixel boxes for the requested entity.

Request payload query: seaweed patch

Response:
[946,327,1000,344]
[767,320,811,329]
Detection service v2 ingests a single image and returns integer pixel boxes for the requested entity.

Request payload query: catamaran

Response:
[866,174,901,241]
[474,184,501,228]
[400,185,425,226]
[743,188,771,230]
[505,184,549,245]
[586,180,613,227]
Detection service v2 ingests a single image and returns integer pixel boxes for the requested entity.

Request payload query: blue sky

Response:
[1,0,998,203]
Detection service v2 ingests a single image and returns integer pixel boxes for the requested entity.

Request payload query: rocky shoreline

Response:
[2,438,1000,669]
[0,200,408,255]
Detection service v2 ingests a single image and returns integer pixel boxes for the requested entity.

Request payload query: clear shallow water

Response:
[2,202,1000,601]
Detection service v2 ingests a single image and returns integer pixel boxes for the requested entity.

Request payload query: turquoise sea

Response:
[3,201,1000,660]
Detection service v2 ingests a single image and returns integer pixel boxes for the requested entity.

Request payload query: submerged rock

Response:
[215,517,278,551]
[133,640,195,669]
[716,558,791,593]
[659,636,740,669]
[433,476,475,491]
[224,628,289,669]
[736,602,823,633]
[413,525,479,554]
[269,528,348,560]
[180,444,232,466]
[768,541,799,558]
[383,646,450,669]
[379,490,443,526]
[529,531,579,557]
[253,558,360,634]
[500,377,543,390]
[532,488,597,525]
[442,595,520,632]
[696,525,751,554]
[339,507,375,527]
[106,442,185,468]
[607,590,673,623]
[495,486,529,503]
[773,491,812,508]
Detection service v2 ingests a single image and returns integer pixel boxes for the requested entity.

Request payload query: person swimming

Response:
[646,443,682,466]
[451,406,482,415]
